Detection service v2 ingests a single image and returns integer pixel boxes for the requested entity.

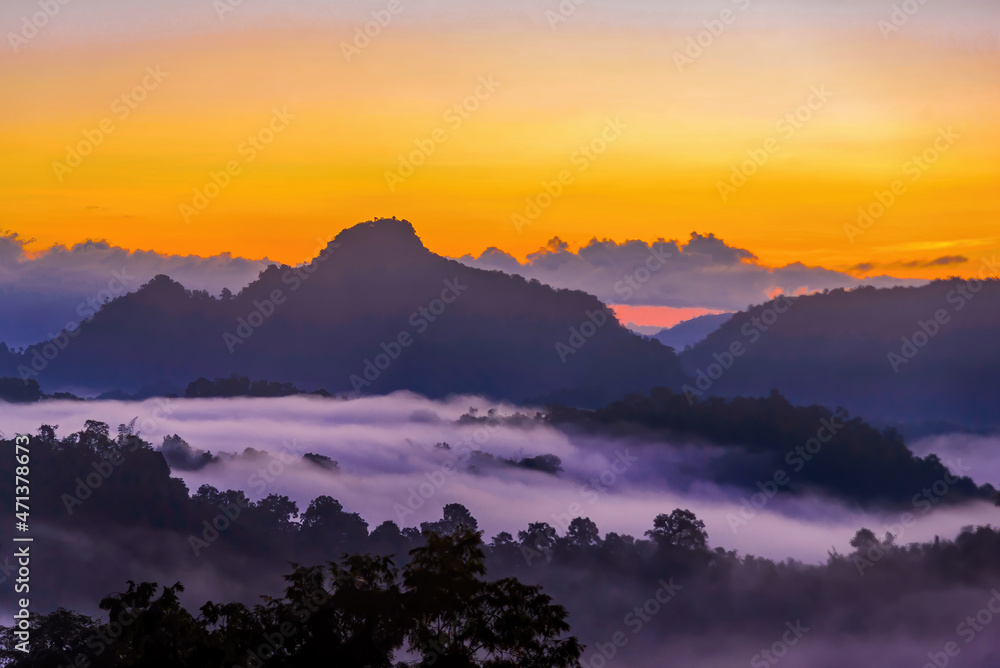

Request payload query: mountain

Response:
[622,323,663,336]
[651,312,732,351]
[0,219,686,404]
[678,279,1000,426]
[543,387,991,508]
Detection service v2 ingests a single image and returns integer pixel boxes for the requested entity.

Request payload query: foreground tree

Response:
[0,531,581,668]
[403,531,581,667]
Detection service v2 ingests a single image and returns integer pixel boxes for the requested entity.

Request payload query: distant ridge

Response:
[652,312,733,351]
[0,219,687,405]
[679,279,1000,426]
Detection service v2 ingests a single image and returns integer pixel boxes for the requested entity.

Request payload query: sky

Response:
[1,0,998,279]
[0,226,926,345]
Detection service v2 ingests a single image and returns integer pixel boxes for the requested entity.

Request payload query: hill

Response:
[678,278,1000,426]
[0,219,686,404]
[652,312,732,351]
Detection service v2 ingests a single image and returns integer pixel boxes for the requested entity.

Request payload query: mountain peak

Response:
[329,218,425,258]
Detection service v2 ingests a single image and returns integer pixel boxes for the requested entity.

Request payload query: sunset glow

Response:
[2,1,997,279]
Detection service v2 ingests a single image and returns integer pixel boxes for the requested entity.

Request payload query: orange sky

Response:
[611,306,729,329]
[1,4,998,280]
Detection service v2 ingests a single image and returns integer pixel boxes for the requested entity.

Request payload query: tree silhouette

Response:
[849,528,879,551]
[645,509,708,551]
[566,517,601,548]
[402,530,582,667]
[420,503,479,536]
[0,531,582,668]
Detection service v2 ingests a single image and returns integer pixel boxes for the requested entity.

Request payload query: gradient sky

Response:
[1,0,998,279]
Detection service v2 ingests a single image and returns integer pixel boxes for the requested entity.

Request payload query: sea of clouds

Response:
[2,393,994,564]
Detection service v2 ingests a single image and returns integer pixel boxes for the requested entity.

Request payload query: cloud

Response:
[0,393,991,565]
[854,256,971,273]
[458,233,924,312]
[0,228,924,349]
[0,232,272,348]
[901,255,969,268]
[5,392,998,668]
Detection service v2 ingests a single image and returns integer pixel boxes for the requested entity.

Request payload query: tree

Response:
[403,530,582,667]
[97,580,210,667]
[300,495,369,549]
[602,532,634,557]
[1,532,581,668]
[81,420,110,446]
[36,424,58,444]
[0,608,99,667]
[518,522,557,553]
[490,531,515,548]
[255,494,299,533]
[369,520,411,556]
[0,377,43,403]
[645,509,708,551]
[421,503,479,536]
[566,517,601,548]
[849,528,879,551]
[264,555,404,666]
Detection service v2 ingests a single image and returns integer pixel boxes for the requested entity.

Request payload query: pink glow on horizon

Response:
[610,305,729,329]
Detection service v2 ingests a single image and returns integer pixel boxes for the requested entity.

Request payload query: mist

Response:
[2,394,994,564]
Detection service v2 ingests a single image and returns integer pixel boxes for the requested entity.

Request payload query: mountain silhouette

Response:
[678,279,1000,426]
[1,219,686,404]
[652,312,733,351]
